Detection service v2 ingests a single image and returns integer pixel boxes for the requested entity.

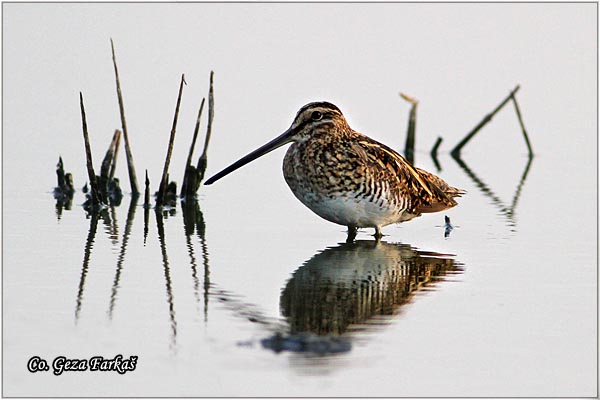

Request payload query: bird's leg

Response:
[346,226,357,243]
[373,226,383,241]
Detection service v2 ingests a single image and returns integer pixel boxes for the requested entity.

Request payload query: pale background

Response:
[2,3,597,397]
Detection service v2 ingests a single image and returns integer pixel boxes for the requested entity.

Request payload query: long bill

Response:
[204,127,296,185]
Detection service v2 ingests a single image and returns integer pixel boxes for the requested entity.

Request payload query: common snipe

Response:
[205,102,464,240]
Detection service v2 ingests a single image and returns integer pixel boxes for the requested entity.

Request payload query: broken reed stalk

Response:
[400,92,418,165]
[186,98,206,169]
[111,39,139,196]
[180,97,206,197]
[56,156,66,189]
[108,129,122,181]
[197,71,215,183]
[79,92,101,205]
[430,136,443,172]
[451,85,521,158]
[157,74,186,206]
[511,94,534,158]
[143,170,150,245]
[101,129,122,181]
[144,170,150,208]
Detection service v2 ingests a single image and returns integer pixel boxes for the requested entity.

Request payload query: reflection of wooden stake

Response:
[430,136,443,172]
[79,92,101,205]
[451,85,521,158]
[157,74,186,206]
[511,94,533,158]
[400,92,418,165]
[111,39,139,195]
[75,210,100,322]
[197,71,215,183]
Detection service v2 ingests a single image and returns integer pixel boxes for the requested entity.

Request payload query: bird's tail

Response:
[415,168,466,213]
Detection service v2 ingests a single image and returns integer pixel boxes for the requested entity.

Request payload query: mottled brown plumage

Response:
[205,101,464,239]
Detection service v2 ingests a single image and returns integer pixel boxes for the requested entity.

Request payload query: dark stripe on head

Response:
[296,101,342,118]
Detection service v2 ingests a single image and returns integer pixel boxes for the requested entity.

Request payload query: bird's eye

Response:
[311,111,323,121]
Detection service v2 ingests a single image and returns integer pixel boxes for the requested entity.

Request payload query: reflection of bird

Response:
[280,240,463,335]
[205,102,464,239]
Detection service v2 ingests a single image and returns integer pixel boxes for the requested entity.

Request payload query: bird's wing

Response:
[354,137,457,213]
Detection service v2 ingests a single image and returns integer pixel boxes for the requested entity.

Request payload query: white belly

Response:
[291,190,404,228]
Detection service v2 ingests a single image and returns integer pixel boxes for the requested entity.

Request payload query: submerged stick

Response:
[180,97,206,197]
[111,39,139,195]
[400,92,418,165]
[157,74,186,206]
[451,85,521,158]
[79,92,101,205]
[197,71,215,183]
[511,94,534,158]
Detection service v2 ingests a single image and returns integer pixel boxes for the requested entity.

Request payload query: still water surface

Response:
[3,2,597,397]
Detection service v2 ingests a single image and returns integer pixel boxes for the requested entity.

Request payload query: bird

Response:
[204,101,464,240]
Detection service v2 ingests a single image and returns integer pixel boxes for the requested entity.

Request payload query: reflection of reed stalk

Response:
[75,211,100,322]
[155,208,178,351]
[430,136,443,172]
[108,196,138,320]
[506,156,534,220]
[452,154,533,227]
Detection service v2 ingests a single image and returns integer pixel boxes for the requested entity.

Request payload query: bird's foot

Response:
[346,226,357,243]
[373,227,383,241]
